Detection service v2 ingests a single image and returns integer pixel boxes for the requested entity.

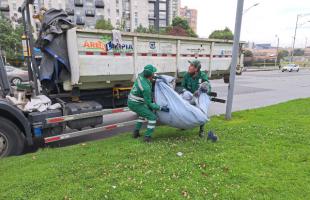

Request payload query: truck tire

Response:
[0,117,25,158]
[224,75,230,84]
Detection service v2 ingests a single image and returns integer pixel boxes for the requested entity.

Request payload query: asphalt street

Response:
[50,69,310,147]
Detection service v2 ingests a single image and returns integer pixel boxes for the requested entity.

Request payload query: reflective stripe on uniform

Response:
[137,77,144,91]
[137,119,144,122]
[128,93,145,102]
[147,125,155,129]
[148,120,156,124]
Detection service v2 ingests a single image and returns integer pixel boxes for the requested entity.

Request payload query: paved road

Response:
[50,69,310,147]
[209,68,310,115]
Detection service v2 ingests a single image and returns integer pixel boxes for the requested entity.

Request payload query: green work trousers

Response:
[128,100,157,137]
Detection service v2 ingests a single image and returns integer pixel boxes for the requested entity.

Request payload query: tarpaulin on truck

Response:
[36,9,74,89]
[155,75,210,129]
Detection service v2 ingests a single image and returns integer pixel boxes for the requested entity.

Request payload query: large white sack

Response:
[155,75,210,129]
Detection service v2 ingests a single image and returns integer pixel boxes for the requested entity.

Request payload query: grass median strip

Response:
[0,98,310,199]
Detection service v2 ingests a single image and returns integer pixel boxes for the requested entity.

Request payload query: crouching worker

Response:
[182,60,217,141]
[128,65,169,143]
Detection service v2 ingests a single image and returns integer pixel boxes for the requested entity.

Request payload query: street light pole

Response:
[225,0,244,120]
[291,14,310,62]
[291,15,300,63]
[275,35,280,68]
[243,3,260,14]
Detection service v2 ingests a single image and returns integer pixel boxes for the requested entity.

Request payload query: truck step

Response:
[44,119,142,143]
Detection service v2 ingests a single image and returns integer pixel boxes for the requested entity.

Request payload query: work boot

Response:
[207,131,218,142]
[132,130,141,138]
[199,130,205,138]
[199,124,205,138]
[144,136,152,143]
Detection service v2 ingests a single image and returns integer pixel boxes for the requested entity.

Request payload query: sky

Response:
[181,0,310,48]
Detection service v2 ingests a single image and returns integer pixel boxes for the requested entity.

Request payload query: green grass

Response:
[1,99,310,200]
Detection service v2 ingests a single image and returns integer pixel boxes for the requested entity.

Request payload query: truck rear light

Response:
[47,117,65,123]
[45,136,61,143]
[112,108,125,113]
[105,124,118,130]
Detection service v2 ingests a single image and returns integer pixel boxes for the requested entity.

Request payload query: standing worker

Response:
[182,60,217,140]
[128,65,169,143]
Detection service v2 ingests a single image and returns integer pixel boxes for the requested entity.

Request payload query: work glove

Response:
[176,89,186,94]
[160,106,170,112]
[199,82,210,93]
[193,90,200,97]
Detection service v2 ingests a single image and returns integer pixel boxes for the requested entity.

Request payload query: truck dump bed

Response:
[65,29,238,91]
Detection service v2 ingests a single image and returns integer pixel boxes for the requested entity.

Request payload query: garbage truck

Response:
[64,28,245,93]
[0,0,244,157]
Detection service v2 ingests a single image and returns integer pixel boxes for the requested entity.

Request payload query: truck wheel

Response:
[224,75,230,84]
[0,117,25,158]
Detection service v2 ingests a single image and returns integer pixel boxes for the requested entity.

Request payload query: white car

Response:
[282,64,299,72]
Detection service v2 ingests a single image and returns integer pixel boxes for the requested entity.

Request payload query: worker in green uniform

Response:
[128,65,169,143]
[181,60,211,137]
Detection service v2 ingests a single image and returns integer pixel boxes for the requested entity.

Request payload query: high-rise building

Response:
[64,0,107,29]
[124,0,171,32]
[1,0,172,32]
[169,0,180,23]
[148,0,170,31]
[180,6,197,33]
[0,0,24,23]
[35,0,66,11]
[123,0,149,32]
[0,0,65,26]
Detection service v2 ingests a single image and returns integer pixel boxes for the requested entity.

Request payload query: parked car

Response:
[5,66,29,85]
[282,64,299,72]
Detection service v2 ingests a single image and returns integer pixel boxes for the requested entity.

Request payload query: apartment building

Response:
[0,0,172,32]
[169,0,180,24]
[123,0,149,32]
[148,0,170,31]
[180,6,197,33]
[0,0,65,21]
[0,0,24,22]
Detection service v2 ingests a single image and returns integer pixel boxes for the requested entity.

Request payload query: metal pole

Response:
[243,3,259,15]
[291,15,300,63]
[25,1,40,95]
[225,0,244,120]
[275,35,279,68]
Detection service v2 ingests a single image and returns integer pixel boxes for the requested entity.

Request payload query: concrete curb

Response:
[244,67,310,72]
[244,68,279,72]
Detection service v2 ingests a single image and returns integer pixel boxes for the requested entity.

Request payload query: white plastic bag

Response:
[155,75,210,129]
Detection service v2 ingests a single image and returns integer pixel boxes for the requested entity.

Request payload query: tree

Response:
[166,17,197,37]
[243,50,254,66]
[0,16,23,62]
[135,24,157,34]
[209,27,234,40]
[134,25,160,34]
[165,26,188,37]
[95,18,114,30]
[244,50,253,57]
[277,50,289,61]
[293,49,304,56]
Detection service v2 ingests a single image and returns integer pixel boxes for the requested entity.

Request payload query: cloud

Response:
[181,0,310,48]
